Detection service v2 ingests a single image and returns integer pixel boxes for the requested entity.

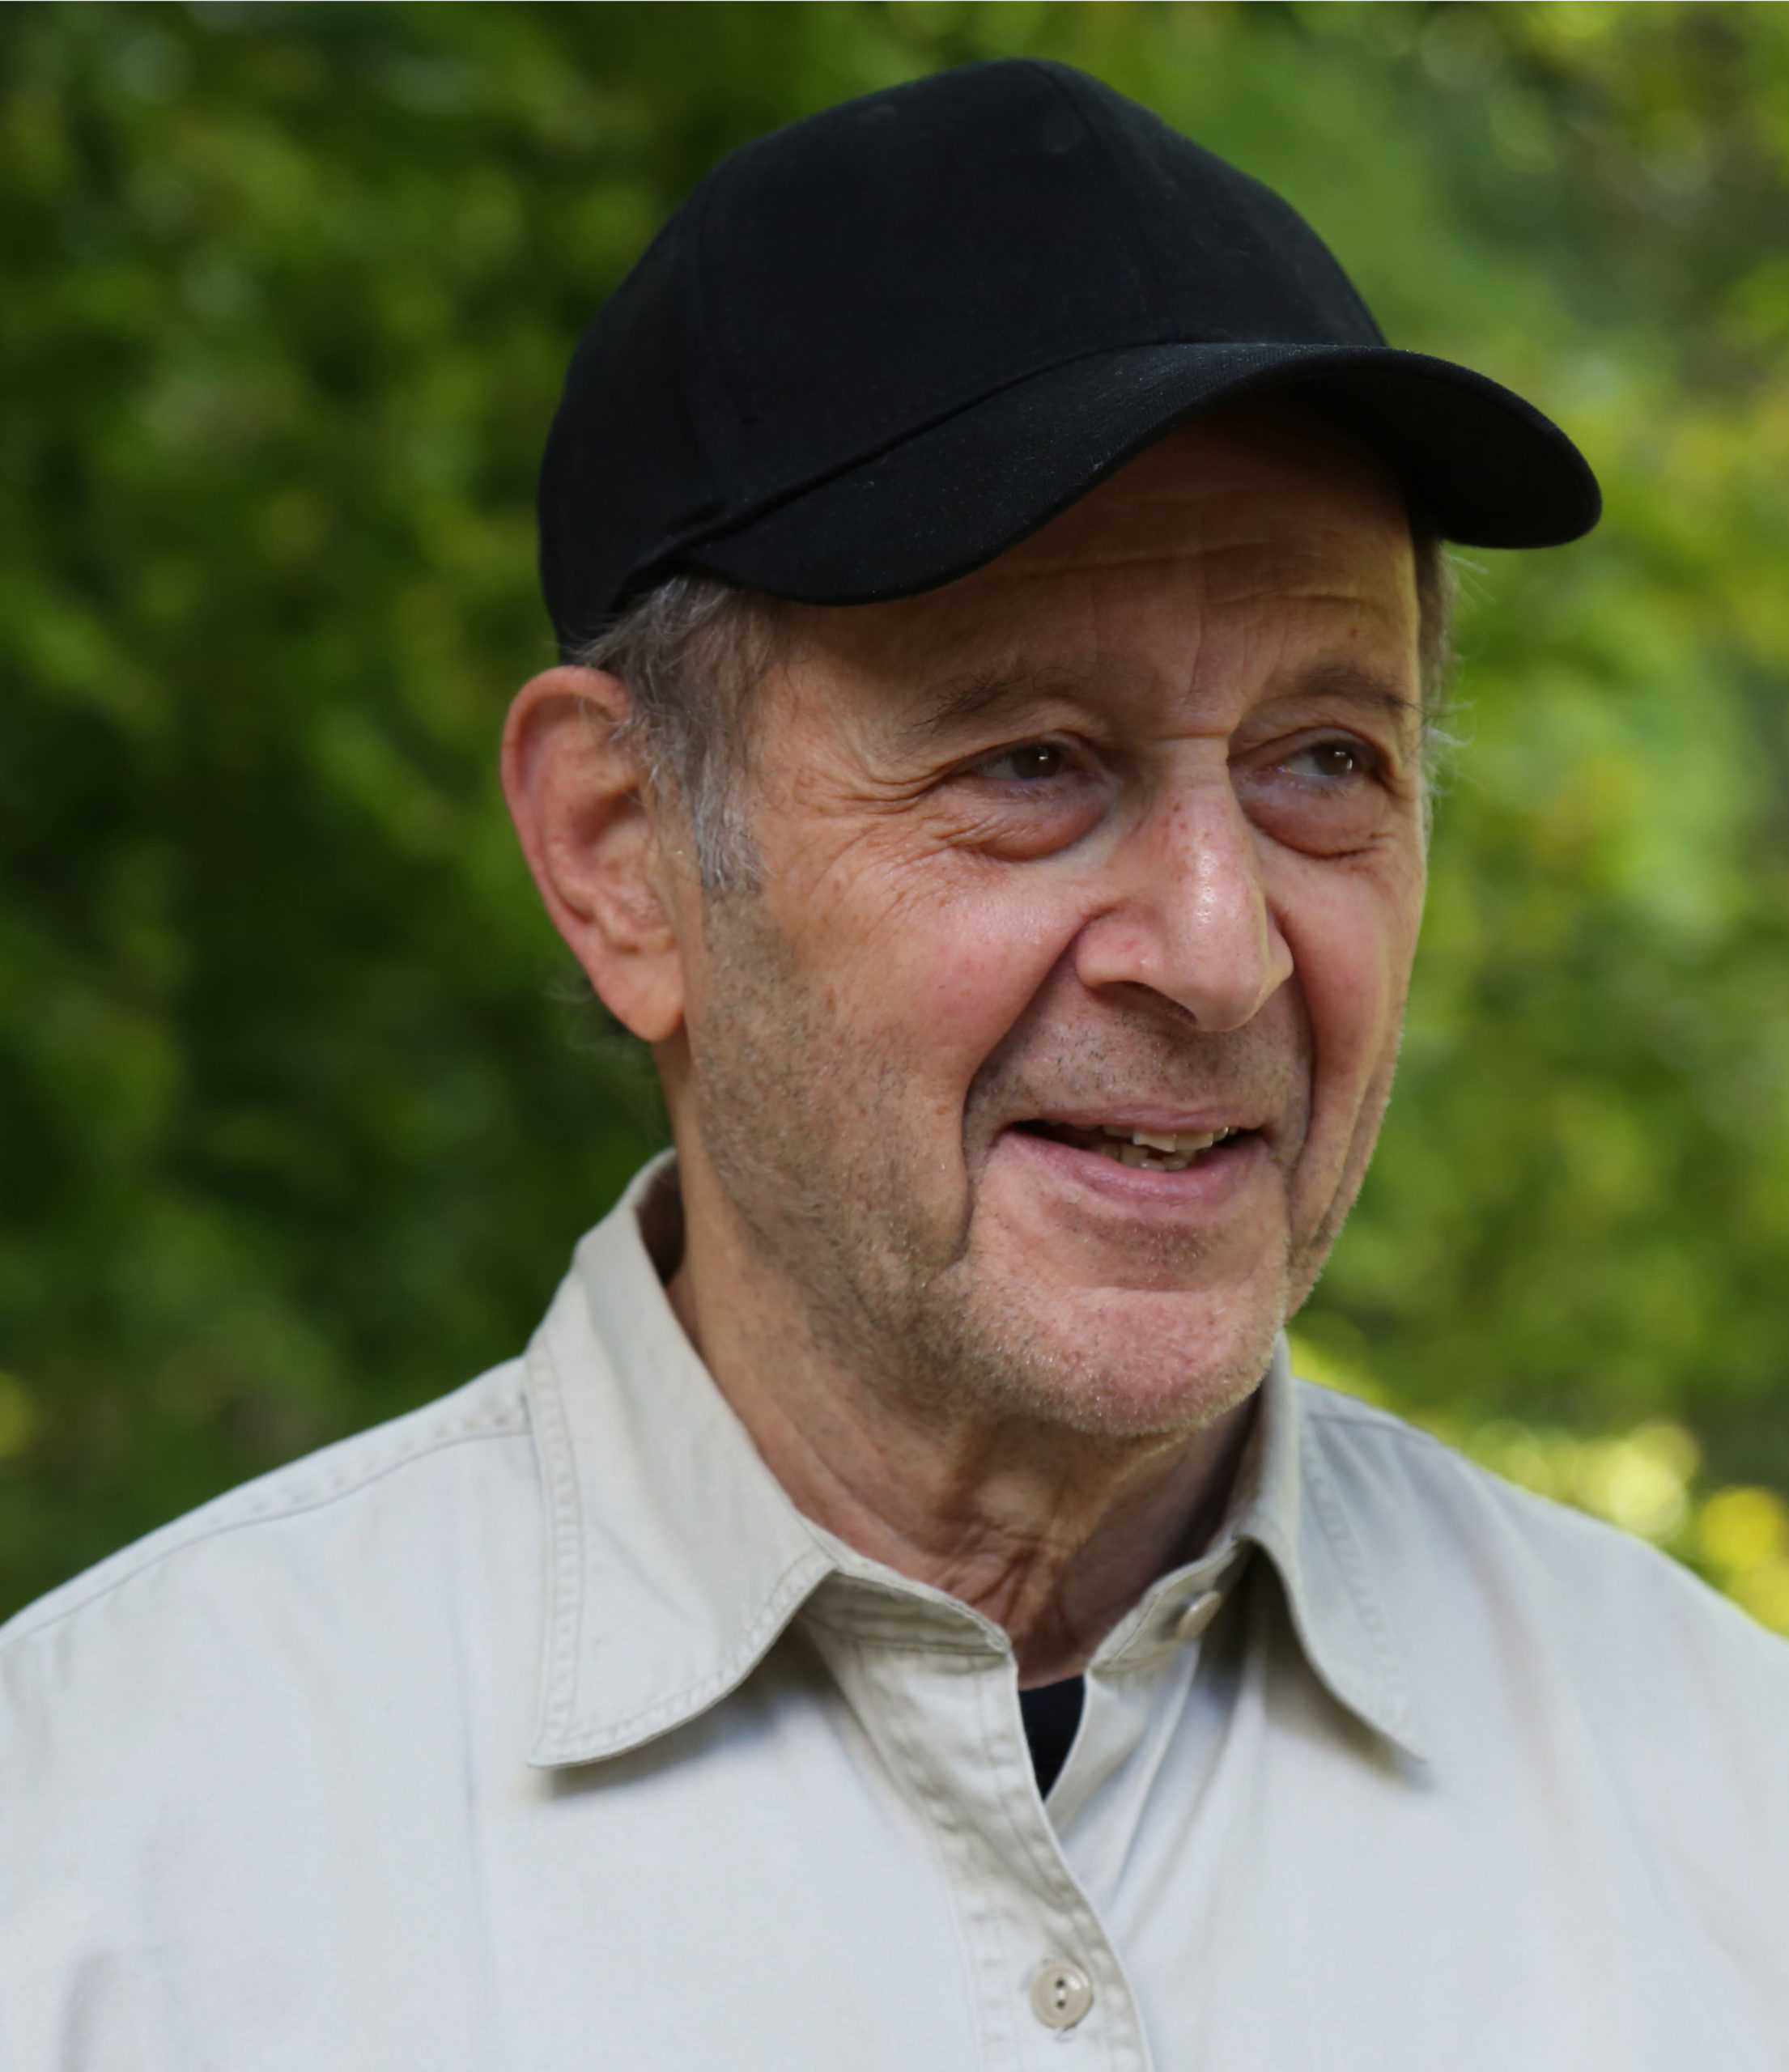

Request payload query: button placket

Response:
[803,1587,1153,2067]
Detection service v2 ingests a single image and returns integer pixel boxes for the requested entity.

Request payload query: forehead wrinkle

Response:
[847,591,1417,762]
[971,522,1401,584]
[994,444,1410,565]
[883,554,1404,717]
[950,537,1414,667]
[780,449,1417,758]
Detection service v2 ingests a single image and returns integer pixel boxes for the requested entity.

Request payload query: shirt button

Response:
[1030,1959,1094,2029]
[1175,1589,1222,1644]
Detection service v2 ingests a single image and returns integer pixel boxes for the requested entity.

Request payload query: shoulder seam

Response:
[2,1390,530,1651]
[1295,1384,1444,1442]
[1296,1382,1702,1557]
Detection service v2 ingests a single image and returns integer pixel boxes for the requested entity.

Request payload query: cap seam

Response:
[655,335,1369,584]
[681,159,748,506]
[682,339,1549,607]
[1026,59,1171,329]
[548,60,1600,639]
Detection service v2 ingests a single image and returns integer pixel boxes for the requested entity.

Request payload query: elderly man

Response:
[5,58,1787,2072]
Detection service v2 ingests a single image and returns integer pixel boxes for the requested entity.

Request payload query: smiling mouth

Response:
[1014,1120,1247,1174]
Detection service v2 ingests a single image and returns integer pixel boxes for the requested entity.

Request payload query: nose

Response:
[1070,774,1293,1031]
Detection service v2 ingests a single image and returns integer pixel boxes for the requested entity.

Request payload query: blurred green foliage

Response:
[4,2,1789,1624]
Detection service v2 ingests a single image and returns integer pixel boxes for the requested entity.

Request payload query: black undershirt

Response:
[1018,1675,1086,1797]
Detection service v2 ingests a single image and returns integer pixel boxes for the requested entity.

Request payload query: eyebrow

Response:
[902,660,1137,743]
[1286,662,1425,733]
[900,656,1424,748]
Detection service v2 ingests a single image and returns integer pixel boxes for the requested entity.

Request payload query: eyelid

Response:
[1247,725,1391,775]
[961,733,1086,778]
[1293,729,1379,765]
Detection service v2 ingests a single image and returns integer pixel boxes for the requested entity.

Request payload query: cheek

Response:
[1277,855,1423,1097]
[787,849,1091,1078]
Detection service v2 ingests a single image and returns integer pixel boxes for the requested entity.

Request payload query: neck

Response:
[663,1161,1259,1686]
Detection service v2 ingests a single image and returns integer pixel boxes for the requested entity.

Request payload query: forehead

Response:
[782,401,1417,694]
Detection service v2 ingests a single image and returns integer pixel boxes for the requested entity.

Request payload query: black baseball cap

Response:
[540,58,1600,656]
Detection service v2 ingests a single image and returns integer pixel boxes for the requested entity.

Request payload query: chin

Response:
[964,1282,1285,1441]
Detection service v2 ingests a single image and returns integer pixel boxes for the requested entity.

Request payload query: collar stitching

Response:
[525,1333,590,1754]
[1299,1422,1428,1760]
[533,1544,831,1764]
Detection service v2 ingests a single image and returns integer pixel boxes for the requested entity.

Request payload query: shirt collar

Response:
[525,1156,1425,1767]
[1238,1341,1428,1761]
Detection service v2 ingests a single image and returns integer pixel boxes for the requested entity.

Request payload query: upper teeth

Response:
[1100,1125,1233,1153]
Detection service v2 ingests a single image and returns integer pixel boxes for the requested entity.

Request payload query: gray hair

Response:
[575,573,787,893]
[577,533,1458,893]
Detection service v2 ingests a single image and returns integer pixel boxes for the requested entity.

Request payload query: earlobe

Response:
[500,666,689,1043]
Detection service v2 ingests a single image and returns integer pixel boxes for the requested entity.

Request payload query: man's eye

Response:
[1282,738,1369,781]
[974,741,1069,783]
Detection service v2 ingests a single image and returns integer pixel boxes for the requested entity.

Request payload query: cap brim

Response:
[686,341,1600,606]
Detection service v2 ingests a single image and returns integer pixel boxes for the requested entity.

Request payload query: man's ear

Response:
[501,665,688,1043]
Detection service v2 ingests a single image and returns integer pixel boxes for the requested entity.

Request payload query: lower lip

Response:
[995,1127,1265,1212]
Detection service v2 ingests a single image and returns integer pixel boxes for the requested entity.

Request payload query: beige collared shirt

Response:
[6,1157,1788,2070]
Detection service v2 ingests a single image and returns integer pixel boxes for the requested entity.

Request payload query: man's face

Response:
[664,405,1427,1441]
